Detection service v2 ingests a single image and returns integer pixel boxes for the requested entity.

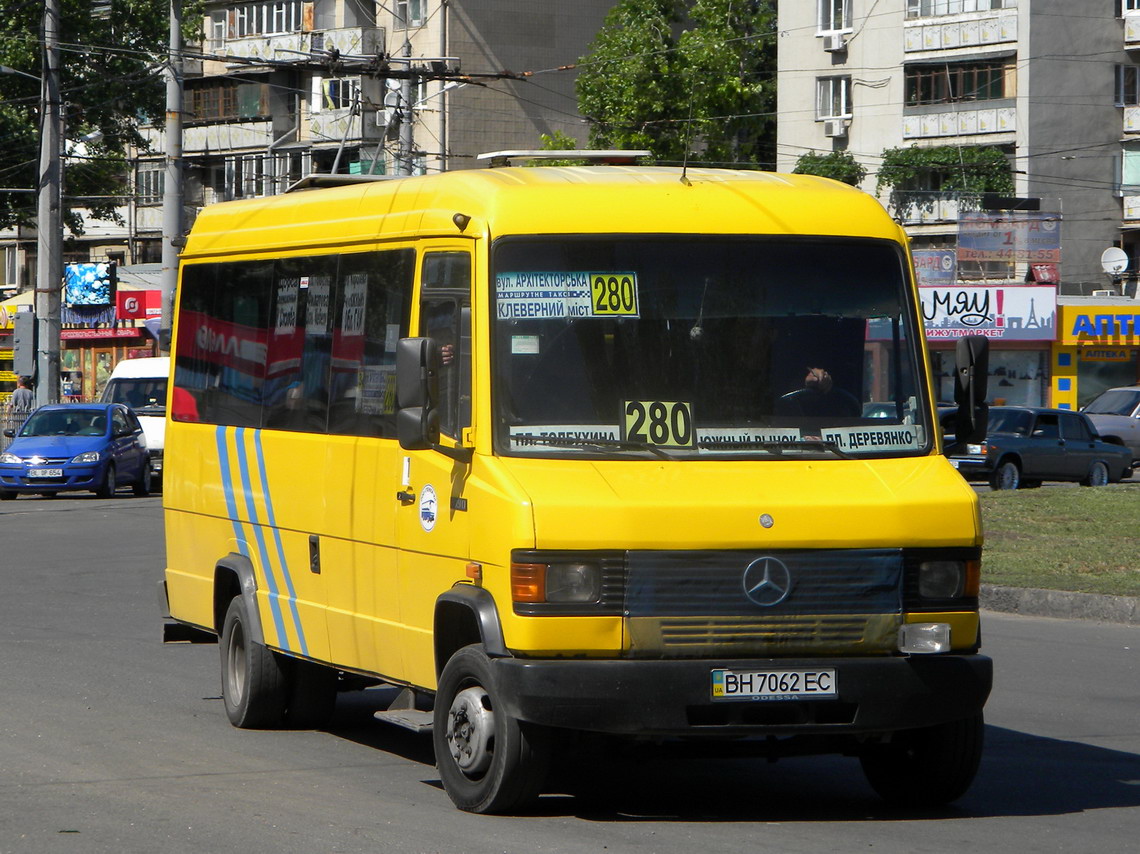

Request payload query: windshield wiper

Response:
[524,434,676,460]
[697,439,852,459]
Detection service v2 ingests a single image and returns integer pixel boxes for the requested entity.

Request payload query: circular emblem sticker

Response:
[419,484,438,532]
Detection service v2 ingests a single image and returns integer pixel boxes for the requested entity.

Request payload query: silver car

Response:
[1082,386,1140,465]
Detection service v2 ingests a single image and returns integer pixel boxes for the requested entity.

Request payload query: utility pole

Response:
[160,0,184,351]
[35,0,62,407]
[398,42,414,176]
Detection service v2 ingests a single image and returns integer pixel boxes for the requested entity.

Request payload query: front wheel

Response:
[860,713,984,807]
[220,596,288,728]
[989,460,1020,491]
[433,645,551,814]
[94,463,116,498]
[132,462,152,496]
[0,490,16,501]
[1081,460,1110,487]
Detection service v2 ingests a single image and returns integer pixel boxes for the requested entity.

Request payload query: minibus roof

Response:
[181,167,904,259]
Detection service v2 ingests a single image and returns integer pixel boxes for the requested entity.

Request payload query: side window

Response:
[112,409,131,435]
[1032,414,1059,440]
[172,260,273,427]
[327,249,414,437]
[421,252,472,439]
[1061,413,1092,442]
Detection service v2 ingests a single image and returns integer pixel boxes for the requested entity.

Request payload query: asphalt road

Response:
[2,493,1139,854]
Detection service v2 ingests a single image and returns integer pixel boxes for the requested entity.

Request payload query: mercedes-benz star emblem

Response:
[742,557,792,607]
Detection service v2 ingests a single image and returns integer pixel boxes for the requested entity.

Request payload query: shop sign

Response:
[1061,306,1140,345]
[912,250,956,287]
[957,212,1061,263]
[116,289,162,320]
[920,285,1057,340]
[60,328,143,340]
[1079,347,1134,361]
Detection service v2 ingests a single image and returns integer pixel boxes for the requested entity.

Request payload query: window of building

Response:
[136,163,165,206]
[817,77,852,120]
[818,0,852,32]
[1117,65,1140,106]
[215,2,304,40]
[312,76,361,113]
[186,80,270,123]
[905,60,1009,106]
[396,0,425,28]
[1125,0,1140,15]
[906,0,1015,18]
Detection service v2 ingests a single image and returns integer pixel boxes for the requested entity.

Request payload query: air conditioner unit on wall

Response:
[824,33,847,52]
[823,119,848,138]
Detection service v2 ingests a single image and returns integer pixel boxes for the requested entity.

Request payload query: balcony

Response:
[888,191,983,226]
[1127,14,1140,48]
[903,10,1017,53]
[205,26,385,69]
[902,105,1015,140]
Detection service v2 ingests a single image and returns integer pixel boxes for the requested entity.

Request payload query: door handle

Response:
[396,490,415,504]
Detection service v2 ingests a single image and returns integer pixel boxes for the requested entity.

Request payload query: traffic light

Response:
[13,310,35,377]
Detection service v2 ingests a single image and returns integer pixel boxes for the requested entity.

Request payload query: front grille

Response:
[630,613,900,657]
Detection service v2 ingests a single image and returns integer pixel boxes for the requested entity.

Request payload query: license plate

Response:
[711,668,837,700]
[28,468,63,478]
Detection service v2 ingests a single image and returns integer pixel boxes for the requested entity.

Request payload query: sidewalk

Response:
[982,583,1140,626]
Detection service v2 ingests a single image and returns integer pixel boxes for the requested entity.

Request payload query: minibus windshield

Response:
[491,236,930,459]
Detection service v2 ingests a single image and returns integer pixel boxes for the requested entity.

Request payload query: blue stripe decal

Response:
[215,426,247,556]
[254,429,308,656]
[234,427,290,650]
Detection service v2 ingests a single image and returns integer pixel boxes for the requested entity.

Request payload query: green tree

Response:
[0,1,200,233]
[575,0,686,160]
[677,0,775,167]
[876,145,1014,210]
[575,0,776,167]
[792,150,868,187]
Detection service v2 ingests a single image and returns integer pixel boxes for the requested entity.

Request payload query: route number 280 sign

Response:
[623,400,695,448]
[590,273,639,316]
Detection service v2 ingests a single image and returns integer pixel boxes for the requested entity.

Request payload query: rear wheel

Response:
[860,713,985,807]
[94,463,115,498]
[1080,460,1109,487]
[0,490,16,501]
[433,645,551,814]
[989,460,1020,490]
[220,596,288,728]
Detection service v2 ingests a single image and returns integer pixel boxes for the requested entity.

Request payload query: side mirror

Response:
[3,428,14,438]
[396,337,440,451]
[953,335,989,445]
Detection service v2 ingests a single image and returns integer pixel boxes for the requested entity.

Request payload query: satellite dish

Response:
[1101,247,1129,275]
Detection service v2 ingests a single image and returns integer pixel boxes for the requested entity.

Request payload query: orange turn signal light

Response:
[511,563,546,603]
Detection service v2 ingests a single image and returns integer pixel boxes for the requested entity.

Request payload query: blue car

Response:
[0,403,151,499]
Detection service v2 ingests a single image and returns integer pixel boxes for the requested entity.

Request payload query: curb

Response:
[981,584,1140,626]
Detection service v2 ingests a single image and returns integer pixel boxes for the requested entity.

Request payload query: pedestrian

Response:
[8,375,34,414]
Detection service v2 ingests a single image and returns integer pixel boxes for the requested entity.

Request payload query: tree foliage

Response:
[0,1,200,233]
[792,150,868,187]
[876,145,1014,195]
[575,0,775,167]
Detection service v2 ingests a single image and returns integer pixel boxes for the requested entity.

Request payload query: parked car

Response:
[0,403,151,499]
[947,406,1132,490]
[1081,385,1140,466]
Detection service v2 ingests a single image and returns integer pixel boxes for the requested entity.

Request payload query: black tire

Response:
[220,596,288,728]
[94,463,116,498]
[860,713,984,807]
[0,490,16,501]
[1080,460,1109,487]
[285,659,338,729]
[989,459,1020,491]
[132,463,152,496]
[433,644,551,814]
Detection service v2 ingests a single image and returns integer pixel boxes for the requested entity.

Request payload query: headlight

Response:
[966,443,984,455]
[915,557,980,600]
[510,551,622,615]
[71,450,101,464]
[0,452,21,464]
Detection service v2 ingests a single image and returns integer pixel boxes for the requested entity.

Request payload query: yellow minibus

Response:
[161,157,992,814]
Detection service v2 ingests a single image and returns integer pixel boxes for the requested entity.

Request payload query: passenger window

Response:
[1060,414,1091,442]
[421,252,472,439]
[1032,415,1059,440]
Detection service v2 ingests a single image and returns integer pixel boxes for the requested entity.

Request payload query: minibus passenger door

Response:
[394,256,474,688]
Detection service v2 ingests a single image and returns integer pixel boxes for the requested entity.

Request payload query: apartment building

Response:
[2,0,614,289]
[777,1,1140,408]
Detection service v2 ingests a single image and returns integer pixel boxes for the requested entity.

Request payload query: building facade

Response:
[778,0,1140,407]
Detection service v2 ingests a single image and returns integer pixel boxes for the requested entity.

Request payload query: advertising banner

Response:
[912,250,957,287]
[957,212,1061,263]
[920,285,1057,340]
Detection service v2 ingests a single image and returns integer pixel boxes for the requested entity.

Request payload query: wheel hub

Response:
[447,686,494,776]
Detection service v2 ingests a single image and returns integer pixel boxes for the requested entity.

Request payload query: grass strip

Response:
[978,483,1140,597]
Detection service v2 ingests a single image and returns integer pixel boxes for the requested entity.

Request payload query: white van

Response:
[100,356,169,483]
